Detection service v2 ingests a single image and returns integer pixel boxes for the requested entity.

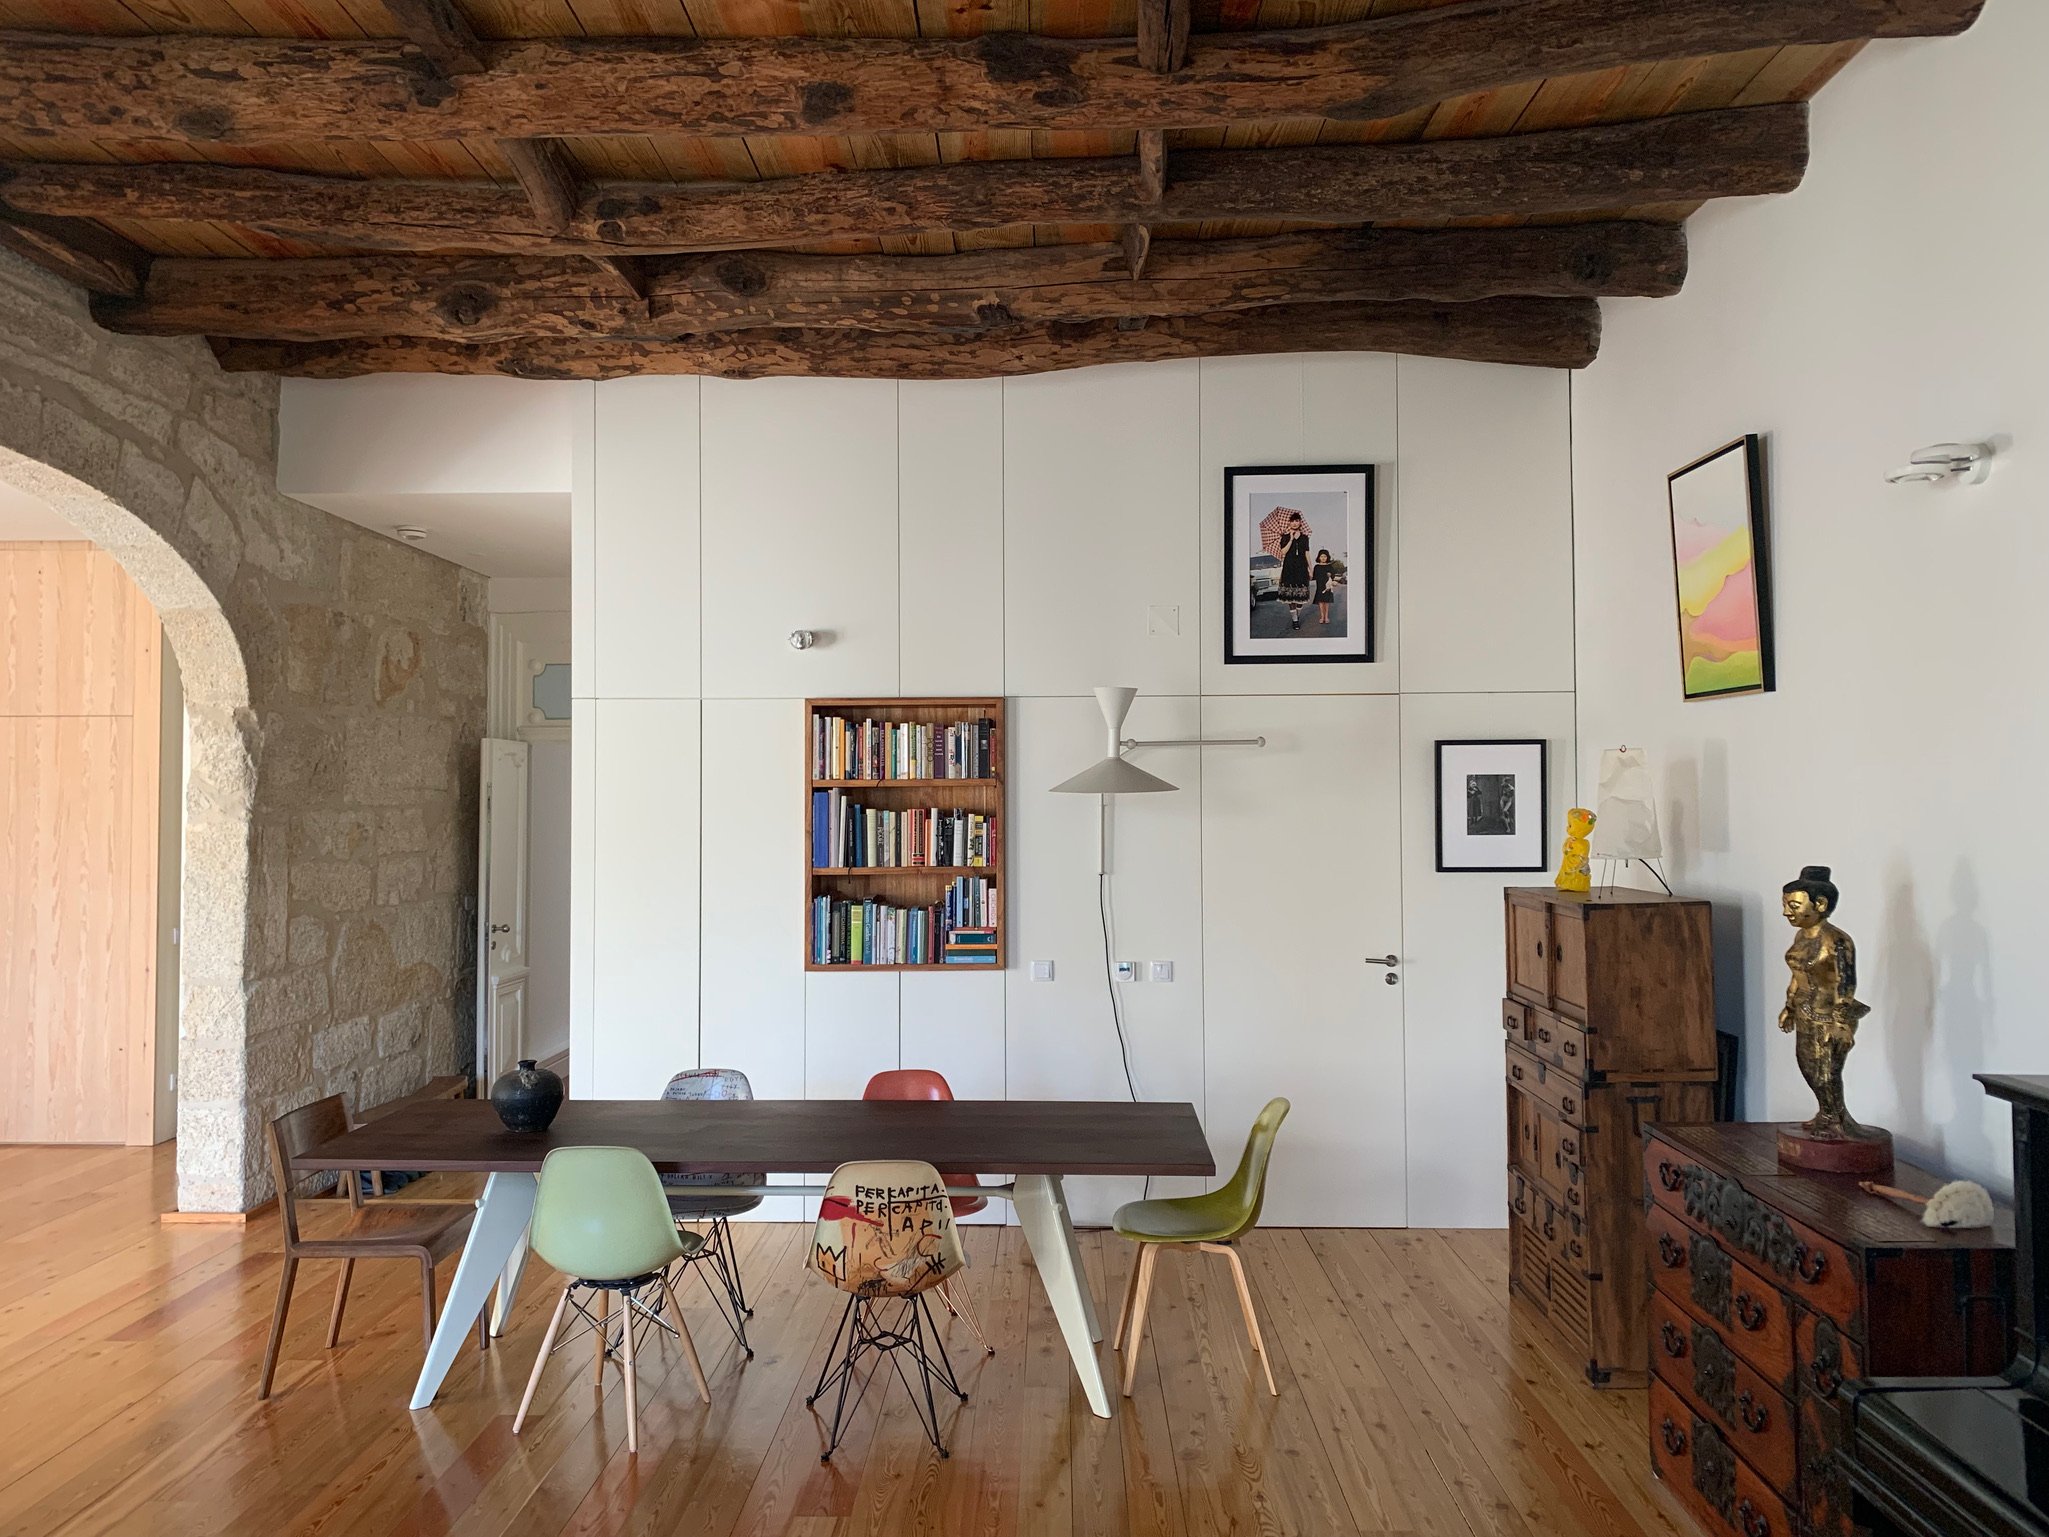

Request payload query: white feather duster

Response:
[1920,1180,1996,1230]
[1860,1178,1997,1230]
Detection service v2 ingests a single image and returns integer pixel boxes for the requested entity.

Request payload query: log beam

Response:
[0,211,145,297]
[0,0,1979,145]
[92,225,1682,341]
[0,107,1808,256]
[206,296,1605,379]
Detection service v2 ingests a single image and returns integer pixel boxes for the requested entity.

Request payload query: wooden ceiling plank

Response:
[206,294,1604,378]
[95,222,1682,339]
[377,0,486,70]
[0,0,1982,144]
[0,104,1810,253]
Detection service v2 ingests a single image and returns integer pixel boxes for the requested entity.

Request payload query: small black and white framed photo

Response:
[1224,464,1375,665]
[1434,740,1548,873]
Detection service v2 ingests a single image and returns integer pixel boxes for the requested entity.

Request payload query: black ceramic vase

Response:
[490,1059,564,1132]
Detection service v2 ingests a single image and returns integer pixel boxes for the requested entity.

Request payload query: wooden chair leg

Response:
[660,1276,712,1405]
[593,1288,610,1386]
[1112,1243,1144,1352]
[420,1257,438,1353]
[620,1286,640,1455]
[1120,1245,1159,1399]
[325,1258,354,1349]
[514,1284,574,1435]
[941,1277,994,1355]
[257,1254,299,1401]
[1205,1242,1277,1396]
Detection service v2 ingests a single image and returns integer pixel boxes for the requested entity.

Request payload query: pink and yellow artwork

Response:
[1668,436,1774,700]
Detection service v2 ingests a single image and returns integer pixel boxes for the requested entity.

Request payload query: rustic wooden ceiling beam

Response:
[92,224,1681,342]
[0,0,1978,144]
[0,210,145,297]
[205,296,1604,379]
[0,106,1807,256]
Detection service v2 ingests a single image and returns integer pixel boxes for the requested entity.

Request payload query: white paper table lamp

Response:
[1591,747,1662,861]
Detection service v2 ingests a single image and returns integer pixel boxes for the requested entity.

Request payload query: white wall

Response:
[1571,9,2048,1194]
[573,354,1578,1225]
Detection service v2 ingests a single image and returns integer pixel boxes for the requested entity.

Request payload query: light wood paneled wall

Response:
[0,542,163,1145]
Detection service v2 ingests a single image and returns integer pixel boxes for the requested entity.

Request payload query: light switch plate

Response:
[1114,960,1138,982]
[1148,960,1174,982]
[1030,960,1055,981]
[1147,603,1180,637]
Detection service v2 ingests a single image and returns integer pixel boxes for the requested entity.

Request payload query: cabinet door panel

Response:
[1508,900,1549,1003]
[1549,909,1589,1016]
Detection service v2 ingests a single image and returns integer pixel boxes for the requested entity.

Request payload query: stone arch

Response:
[0,445,257,1212]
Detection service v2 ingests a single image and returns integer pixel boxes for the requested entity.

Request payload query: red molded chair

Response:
[862,1069,994,1353]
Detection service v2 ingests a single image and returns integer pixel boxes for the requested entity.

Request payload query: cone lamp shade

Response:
[1051,687,1177,795]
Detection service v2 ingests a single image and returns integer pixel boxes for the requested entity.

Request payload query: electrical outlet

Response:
[1114,960,1138,983]
[1148,960,1174,982]
[1030,960,1055,981]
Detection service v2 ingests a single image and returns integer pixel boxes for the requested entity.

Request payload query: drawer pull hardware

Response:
[1657,1234,1685,1268]
[1511,1065,1524,1082]
[1560,1139,1578,1156]
[1543,1214,1556,1240]
[1537,1027,1552,1044]
[1660,1322,1687,1358]
[1794,1246,1828,1284]
[1658,1161,1685,1192]
[1734,1293,1768,1331]
[1562,1097,1577,1116]
[1660,1416,1687,1456]
[1738,1392,1770,1432]
[1810,1360,1841,1397]
[1737,1498,1771,1537]
[1563,1040,1579,1056]
[1535,941,1545,958]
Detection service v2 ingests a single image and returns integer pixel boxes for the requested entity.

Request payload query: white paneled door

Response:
[477,738,531,1089]
[1200,694,1407,1226]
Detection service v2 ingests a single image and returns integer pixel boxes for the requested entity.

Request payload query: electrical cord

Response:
[1098,861,1152,1200]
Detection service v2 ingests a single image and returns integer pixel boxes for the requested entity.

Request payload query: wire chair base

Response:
[805,1292,968,1461]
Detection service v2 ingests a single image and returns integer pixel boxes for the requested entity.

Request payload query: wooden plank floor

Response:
[0,1144,1697,1537]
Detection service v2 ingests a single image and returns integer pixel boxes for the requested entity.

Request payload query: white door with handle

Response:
[1199,694,1407,1225]
[477,739,531,1089]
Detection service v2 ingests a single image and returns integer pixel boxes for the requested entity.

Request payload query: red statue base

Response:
[1777,1122,1894,1175]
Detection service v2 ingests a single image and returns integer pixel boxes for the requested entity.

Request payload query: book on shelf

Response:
[811,875,997,966]
[810,788,994,870]
[812,714,996,782]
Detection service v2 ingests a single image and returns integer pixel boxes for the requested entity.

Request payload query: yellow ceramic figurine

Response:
[1555,807,1594,892]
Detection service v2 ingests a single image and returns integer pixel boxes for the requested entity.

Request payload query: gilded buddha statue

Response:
[1776,865,1893,1172]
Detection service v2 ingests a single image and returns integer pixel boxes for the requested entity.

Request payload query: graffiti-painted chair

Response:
[803,1159,970,1460]
[861,1069,996,1355]
[659,1067,763,1357]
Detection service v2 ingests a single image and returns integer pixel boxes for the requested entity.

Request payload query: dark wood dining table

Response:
[294,1097,1215,1417]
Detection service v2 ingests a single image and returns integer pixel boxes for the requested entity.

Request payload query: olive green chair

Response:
[513,1147,712,1454]
[1110,1097,1290,1398]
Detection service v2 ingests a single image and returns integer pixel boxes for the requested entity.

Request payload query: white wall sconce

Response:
[1884,442,1994,486]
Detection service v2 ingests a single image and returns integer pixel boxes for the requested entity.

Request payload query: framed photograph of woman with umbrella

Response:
[1223,464,1376,665]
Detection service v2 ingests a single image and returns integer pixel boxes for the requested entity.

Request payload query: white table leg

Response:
[490,1225,530,1336]
[410,1170,536,1411]
[1013,1173,1110,1418]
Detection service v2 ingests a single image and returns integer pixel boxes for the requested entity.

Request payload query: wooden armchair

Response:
[258,1095,481,1400]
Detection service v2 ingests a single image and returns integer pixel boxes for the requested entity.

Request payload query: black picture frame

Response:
[1667,434,1775,701]
[1223,463,1376,666]
[1434,739,1548,873]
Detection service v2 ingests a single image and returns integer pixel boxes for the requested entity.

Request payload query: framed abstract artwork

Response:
[1223,464,1375,665]
[1668,435,1775,700]
[1434,739,1547,873]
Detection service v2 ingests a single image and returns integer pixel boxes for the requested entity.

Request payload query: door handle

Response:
[490,923,512,935]
[1364,954,1398,966]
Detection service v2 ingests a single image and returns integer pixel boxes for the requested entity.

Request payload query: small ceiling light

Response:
[393,524,431,542]
[1884,442,1994,486]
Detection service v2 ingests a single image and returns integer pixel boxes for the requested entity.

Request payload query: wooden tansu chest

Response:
[1503,887,1719,1386]
[1643,1123,2015,1537]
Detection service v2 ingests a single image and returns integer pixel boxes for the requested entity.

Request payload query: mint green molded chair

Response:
[1110,1097,1290,1398]
[512,1147,712,1454]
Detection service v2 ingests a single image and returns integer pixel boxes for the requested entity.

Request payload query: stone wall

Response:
[0,251,487,1211]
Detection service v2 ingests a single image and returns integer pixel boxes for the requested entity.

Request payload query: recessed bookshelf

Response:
[805,697,1005,972]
